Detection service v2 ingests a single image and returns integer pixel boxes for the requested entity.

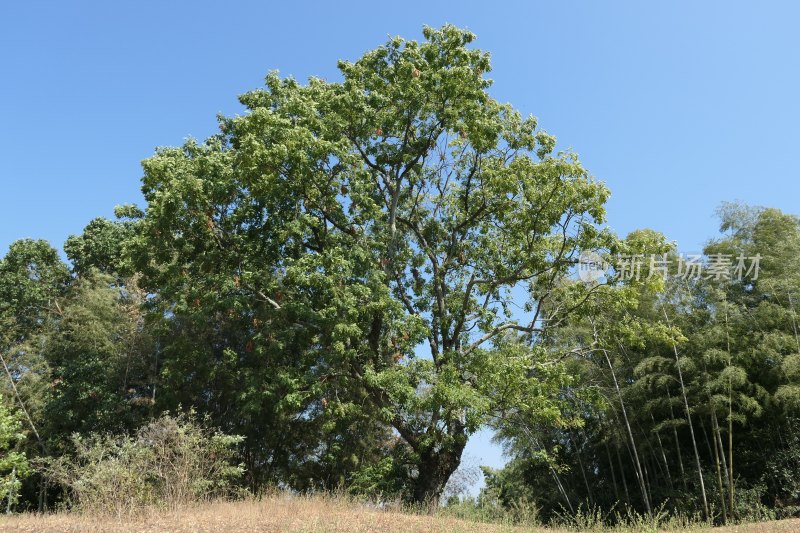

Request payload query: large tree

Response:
[132,25,612,503]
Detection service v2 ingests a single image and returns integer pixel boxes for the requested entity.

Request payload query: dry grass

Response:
[709,522,800,533]
[0,495,798,533]
[0,495,533,533]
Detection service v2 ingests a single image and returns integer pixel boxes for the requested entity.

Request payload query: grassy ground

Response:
[0,496,798,532]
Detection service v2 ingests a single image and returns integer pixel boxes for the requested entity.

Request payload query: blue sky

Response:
[2,1,799,493]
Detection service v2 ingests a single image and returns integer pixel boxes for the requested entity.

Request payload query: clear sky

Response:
[2,0,799,494]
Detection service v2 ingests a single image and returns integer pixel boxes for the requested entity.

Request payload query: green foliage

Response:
[2,23,800,530]
[347,455,409,500]
[0,399,30,510]
[42,272,155,443]
[441,493,541,527]
[129,23,612,504]
[0,239,70,341]
[40,412,244,517]
[64,211,140,277]
[487,203,800,525]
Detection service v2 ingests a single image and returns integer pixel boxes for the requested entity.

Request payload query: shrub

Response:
[40,412,244,517]
[0,399,30,512]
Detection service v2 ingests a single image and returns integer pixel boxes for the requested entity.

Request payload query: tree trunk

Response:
[710,413,728,523]
[571,433,594,507]
[411,432,467,507]
[664,308,709,520]
[667,389,688,493]
[615,440,631,505]
[724,304,735,519]
[605,441,621,503]
[650,413,674,491]
[713,412,730,492]
[603,349,651,514]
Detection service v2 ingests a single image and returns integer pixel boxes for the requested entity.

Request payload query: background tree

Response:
[485,205,800,523]
[40,272,154,445]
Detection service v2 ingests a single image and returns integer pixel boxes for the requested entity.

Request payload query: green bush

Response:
[40,412,244,517]
[0,399,30,512]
